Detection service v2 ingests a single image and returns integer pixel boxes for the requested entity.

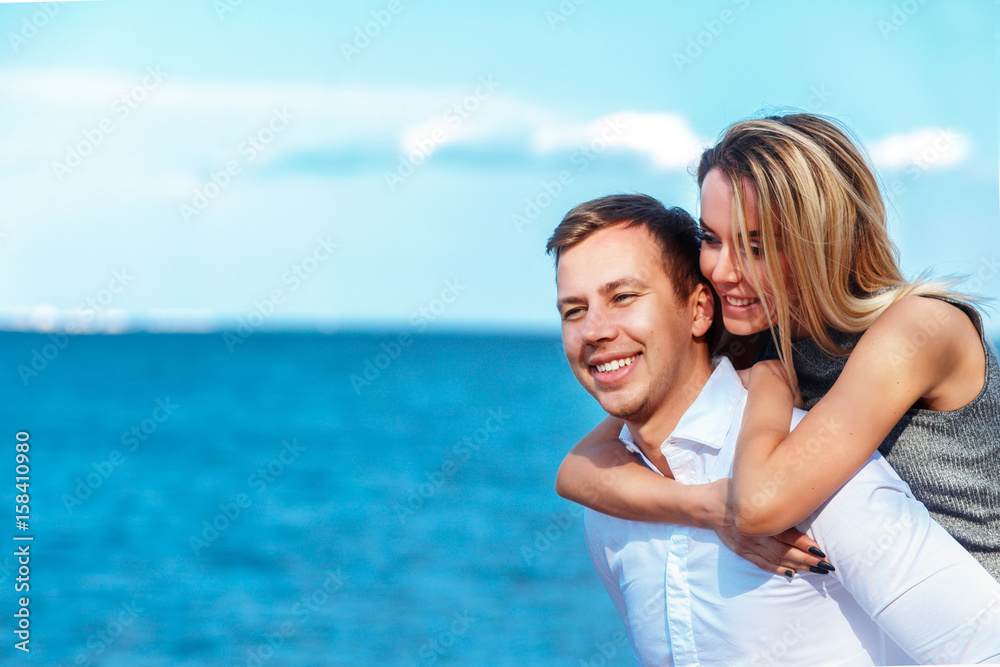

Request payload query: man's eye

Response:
[562,307,583,321]
[614,293,637,304]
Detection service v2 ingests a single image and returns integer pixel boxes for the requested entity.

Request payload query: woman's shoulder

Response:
[854,295,986,409]
[862,295,979,350]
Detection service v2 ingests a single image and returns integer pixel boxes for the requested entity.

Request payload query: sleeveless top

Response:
[761,298,1000,580]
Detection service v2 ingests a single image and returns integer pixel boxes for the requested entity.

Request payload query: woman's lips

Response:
[724,295,760,308]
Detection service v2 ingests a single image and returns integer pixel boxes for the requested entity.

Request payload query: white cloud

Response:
[868,127,970,171]
[0,306,219,334]
[397,96,552,159]
[530,111,704,171]
[1,67,707,178]
[613,112,706,170]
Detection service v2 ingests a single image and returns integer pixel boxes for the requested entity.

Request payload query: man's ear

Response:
[690,283,714,338]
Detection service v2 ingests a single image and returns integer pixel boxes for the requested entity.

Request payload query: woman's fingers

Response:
[725,532,831,574]
[708,488,833,575]
[773,528,834,570]
[774,528,820,552]
[738,551,800,578]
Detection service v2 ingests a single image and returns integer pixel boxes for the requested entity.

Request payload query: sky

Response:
[1,0,998,336]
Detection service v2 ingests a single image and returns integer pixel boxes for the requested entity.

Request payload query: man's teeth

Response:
[726,296,759,307]
[595,355,638,373]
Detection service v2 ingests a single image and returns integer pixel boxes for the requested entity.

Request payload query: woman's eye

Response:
[699,231,720,245]
[737,243,763,257]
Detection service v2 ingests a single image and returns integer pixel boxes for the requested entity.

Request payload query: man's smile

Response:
[589,352,641,383]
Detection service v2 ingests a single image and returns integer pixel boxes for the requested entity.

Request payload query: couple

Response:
[549,114,1000,665]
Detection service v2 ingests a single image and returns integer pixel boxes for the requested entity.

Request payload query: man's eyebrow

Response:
[556,276,648,311]
[600,276,648,293]
[556,294,583,311]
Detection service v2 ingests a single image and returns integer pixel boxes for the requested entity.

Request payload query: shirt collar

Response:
[618,356,745,456]
[669,356,745,451]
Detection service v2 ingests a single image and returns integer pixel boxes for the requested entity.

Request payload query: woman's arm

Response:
[555,416,720,525]
[556,416,831,574]
[732,296,986,535]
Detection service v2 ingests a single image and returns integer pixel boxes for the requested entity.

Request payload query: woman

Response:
[557,112,1000,579]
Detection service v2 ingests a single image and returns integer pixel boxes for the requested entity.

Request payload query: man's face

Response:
[556,223,708,424]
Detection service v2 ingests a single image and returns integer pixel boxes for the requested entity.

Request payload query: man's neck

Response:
[624,357,715,476]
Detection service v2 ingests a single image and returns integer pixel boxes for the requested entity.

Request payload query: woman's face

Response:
[698,168,794,336]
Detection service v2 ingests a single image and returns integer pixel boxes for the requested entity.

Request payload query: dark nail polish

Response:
[784,569,794,578]
[816,561,835,572]
[809,566,830,575]
[808,547,827,559]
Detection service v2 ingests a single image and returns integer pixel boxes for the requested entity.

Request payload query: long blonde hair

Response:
[697,113,965,388]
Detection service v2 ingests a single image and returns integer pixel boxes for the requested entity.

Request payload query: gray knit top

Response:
[761,299,1000,580]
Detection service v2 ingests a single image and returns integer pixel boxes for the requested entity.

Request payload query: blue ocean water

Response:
[0,331,630,665]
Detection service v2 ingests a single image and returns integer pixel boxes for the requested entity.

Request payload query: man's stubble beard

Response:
[595,382,664,426]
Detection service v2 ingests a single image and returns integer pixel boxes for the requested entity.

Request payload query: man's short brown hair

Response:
[546,194,706,302]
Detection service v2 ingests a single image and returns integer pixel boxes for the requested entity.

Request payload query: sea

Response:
[0,330,631,666]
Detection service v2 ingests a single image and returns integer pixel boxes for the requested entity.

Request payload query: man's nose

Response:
[581,307,616,344]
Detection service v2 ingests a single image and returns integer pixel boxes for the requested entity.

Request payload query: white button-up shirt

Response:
[585,357,1000,666]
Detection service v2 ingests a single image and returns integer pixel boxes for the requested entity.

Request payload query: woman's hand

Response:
[698,479,831,576]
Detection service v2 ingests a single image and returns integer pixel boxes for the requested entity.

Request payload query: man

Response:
[548,194,1000,666]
